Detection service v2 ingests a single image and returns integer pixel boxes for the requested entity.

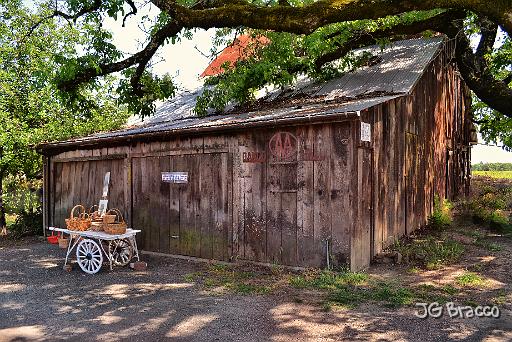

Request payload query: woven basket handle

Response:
[106,208,125,224]
[70,205,86,220]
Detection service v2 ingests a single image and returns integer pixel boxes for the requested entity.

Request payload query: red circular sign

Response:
[269,132,297,160]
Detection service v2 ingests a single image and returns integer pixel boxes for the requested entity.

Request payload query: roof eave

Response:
[38,110,360,156]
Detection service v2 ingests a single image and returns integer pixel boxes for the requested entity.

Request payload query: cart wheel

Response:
[76,239,103,274]
[109,239,133,266]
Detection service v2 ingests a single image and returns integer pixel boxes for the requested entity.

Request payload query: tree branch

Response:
[503,73,512,85]
[314,10,463,71]
[151,0,512,37]
[57,20,182,92]
[437,16,512,119]
[53,0,102,22]
[475,16,498,68]
[122,0,138,27]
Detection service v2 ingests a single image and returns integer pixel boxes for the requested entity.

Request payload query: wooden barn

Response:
[38,37,473,270]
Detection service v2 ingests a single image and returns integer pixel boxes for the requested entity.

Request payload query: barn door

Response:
[52,158,127,228]
[174,153,231,260]
[267,161,298,266]
[132,153,231,260]
[131,156,171,254]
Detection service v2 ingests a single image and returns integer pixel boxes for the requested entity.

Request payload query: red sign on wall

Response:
[269,132,297,160]
[242,151,265,163]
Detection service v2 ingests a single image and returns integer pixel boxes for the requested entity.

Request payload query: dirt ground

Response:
[0,231,511,342]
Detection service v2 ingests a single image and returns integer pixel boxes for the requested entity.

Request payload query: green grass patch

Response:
[492,290,507,305]
[455,272,486,287]
[183,272,201,282]
[473,171,512,179]
[229,283,272,294]
[488,210,512,233]
[289,270,369,289]
[393,236,464,270]
[474,240,503,252]
[194,264,276,295]
[289,271,452,309]
[463,300,479,307]
[441,284,459,296]
[429,197,453,229]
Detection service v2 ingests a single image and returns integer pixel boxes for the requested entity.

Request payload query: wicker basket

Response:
[65,205,91,231]
[90,221,104,232]
[88,205,104,231]
[89,205,102,222]
[58,236,69,249]
[103,209,127,235]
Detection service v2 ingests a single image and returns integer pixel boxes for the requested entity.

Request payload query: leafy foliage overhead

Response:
[17,0,512,149]
[0,1,129,179]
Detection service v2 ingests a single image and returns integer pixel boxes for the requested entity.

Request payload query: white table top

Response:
[49,226,141,240]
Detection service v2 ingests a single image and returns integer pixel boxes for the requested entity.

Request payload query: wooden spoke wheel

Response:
[109,239,133,266]
[76,239,104,274]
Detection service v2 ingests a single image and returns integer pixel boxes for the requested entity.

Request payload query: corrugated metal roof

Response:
[53,95,400,146]
[265,37,443,100]
[41,37,444,149]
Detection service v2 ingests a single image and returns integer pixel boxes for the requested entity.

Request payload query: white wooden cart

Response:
[49,226,141,274]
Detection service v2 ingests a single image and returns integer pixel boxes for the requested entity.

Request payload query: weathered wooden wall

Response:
[47,121,358,268]
[234,123,356,267]
[366,41,471,256]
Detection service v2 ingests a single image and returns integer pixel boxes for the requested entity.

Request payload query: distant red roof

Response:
[201,34,270,77]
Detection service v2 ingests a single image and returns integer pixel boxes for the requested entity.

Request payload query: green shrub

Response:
[480,193,507,210]
[488,210,512,233]
[393,236,464,269]
[429,196,453,229]
[8,209,43,238]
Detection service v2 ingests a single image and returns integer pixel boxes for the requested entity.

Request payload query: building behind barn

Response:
[38,38,474,270]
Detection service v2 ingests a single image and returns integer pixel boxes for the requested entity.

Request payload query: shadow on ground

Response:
[0,240,510,342]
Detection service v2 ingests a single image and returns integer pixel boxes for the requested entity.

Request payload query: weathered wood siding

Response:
[47,121,357,268]
[366,41,471,256]
[234,123,356,267]
[51,153,128,229]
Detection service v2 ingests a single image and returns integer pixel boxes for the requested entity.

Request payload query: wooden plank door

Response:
[52,159,126,229]
[130,153,231,259]
[175,153,231,260]
[132,156,171,252]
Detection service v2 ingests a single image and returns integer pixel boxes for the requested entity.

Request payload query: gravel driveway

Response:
[0,239,510,341]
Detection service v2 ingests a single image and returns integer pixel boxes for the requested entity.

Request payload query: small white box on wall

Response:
[361,122,371,142]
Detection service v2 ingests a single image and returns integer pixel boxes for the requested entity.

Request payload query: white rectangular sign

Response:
[361,122,371,142]
[162,172,188,184]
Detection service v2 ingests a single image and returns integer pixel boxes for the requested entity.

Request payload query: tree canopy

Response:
[19,0,512,149]
[0,1,129,229]
[0,0,129,178]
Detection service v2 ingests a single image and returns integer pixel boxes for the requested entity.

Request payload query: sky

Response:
[104,4,511,164]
